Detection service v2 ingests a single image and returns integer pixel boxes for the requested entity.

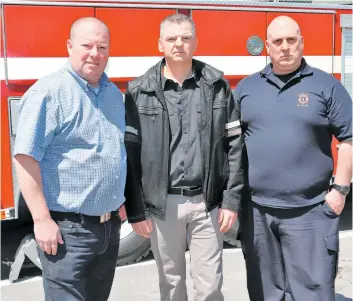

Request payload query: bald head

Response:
[265,16,304,75]
[70,17,110,41]
[267,16,301,40]
[67,17,110,87]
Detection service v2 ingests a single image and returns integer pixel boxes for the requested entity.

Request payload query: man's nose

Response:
[282,40,290,50]
[175,37,183,46]
[90,45,99,56]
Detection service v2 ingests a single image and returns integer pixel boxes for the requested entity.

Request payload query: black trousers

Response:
[241,201,340,301]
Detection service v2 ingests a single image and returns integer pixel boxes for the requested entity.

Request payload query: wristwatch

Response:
[332,184,351,196]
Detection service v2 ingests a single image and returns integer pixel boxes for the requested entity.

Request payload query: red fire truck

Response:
[1,0,352,282]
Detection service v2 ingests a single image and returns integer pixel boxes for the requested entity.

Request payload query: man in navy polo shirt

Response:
[233,16,352,301]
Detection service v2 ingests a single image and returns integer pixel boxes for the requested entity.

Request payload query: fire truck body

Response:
[1,0,352,275]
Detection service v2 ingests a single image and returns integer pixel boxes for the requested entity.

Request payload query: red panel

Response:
[4,5,94,57]
[96,8,175,56]
[267,13,333,56]
[192,10,267,56]
[0,7,3,58]
[1,80,37,210]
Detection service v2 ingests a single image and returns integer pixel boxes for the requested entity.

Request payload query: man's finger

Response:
[228,213,237,228]
[57,231,64,245]
[220,216,229,233]
[51,241,58,256]
[38,241,46,252]
[44,242,52,255]
[147,219,153,233]
[218,209,224,223]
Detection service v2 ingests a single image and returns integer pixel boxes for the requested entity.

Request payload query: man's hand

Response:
[218,208,238,233]
[34,217,64,255]
[131,219,153,238]
[119,205,127,221]
[325,189,346,215]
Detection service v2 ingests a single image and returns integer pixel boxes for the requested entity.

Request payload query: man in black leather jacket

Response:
[124,13,245,301]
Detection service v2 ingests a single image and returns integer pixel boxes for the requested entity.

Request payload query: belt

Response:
[50,210,119,224]
[168,187,203,197]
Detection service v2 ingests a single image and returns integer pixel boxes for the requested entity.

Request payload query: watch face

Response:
[342,187,350,195]
[334,184,350,195]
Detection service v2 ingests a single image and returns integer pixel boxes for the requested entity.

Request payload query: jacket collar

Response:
[140,58,224,92]
[260,58,313,78]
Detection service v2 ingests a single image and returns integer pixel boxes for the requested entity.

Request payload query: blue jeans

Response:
[38,214,121,301]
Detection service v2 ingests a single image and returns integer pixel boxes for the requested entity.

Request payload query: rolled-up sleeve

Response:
[14,89,59,162]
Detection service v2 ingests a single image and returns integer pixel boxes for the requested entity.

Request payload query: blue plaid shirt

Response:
[14,63,127,216]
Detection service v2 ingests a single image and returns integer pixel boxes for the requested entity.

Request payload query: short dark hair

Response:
[160,13,196,37]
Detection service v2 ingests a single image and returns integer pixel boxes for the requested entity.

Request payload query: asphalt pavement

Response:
[1,203,352,301]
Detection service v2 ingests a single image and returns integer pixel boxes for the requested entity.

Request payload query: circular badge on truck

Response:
[247,36,264,56]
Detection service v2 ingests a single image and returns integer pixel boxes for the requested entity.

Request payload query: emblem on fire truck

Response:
[246,36,264,56]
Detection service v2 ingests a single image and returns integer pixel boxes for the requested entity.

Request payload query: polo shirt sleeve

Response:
[232,83,242,121]
[14,89,59,162]
[327,80,352,142]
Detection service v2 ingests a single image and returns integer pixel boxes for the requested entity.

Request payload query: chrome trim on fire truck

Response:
[1,3,9,85]
[0,0,351,10]
[0,1,338,14]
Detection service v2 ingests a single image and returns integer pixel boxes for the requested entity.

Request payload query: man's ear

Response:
[158,38,163,53]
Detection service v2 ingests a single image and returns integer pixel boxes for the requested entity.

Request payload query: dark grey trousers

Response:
[241,200,340,301]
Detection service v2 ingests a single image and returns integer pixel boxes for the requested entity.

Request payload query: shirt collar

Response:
[65,61,109,92]
[160,61,200,89]
[260,58,313,78]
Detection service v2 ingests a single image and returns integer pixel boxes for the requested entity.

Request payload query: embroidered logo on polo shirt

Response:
[297,93,309,107]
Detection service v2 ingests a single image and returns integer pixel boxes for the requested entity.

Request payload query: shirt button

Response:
[185,150,188,154]
[106,135,111,139]
[185,170,188,175]
[115,175,119,179]
[113,196,116,199]
[184,131,187,135]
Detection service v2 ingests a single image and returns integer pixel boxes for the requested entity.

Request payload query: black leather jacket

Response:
[124,59,245,222]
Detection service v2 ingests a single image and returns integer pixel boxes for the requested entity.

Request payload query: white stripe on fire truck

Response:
[0,56,344,80]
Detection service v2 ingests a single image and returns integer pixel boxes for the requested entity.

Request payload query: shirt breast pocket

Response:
[168,111,179,136]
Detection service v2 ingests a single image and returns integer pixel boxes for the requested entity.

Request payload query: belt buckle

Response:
[100,212,111,223]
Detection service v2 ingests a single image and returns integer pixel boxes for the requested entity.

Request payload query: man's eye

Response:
[167,38,176,42]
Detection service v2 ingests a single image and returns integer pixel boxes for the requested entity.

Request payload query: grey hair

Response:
[160,13,196,37]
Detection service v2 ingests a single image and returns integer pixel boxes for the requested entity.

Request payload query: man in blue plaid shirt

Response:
[13,17,126,301]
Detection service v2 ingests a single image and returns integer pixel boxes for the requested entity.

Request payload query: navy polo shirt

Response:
[233,59,352,208]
